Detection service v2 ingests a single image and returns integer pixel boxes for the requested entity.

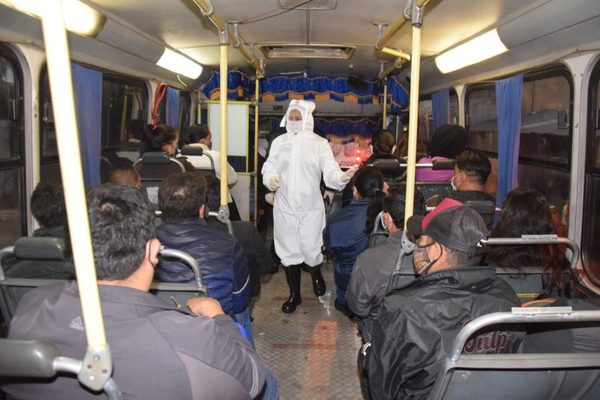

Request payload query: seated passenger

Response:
[486,188,583,298]
[346,188,426,338]
[430,149,495,206]
[415,124,467,181]
[365,130,397,163]
[108,164,142,190]
[155,172,251,318]
[141,124,195,172]
[324,166,385,318]
[30,181,66,239]
[367,198,521,400]
[204,175,273,301]
[2,184,266,399]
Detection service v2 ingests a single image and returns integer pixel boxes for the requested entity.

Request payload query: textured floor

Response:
[252,262,363,400]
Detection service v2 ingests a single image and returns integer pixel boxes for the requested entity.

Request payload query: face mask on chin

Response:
[450,174,460,191]
[414,241,440,274]
[287,120,303,134]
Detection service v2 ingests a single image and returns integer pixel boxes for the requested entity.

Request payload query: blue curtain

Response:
[495,74,523,209]
[72,64,102,188]
[431,88,449,130]
[166,87,180,128]
[387,76,409,113]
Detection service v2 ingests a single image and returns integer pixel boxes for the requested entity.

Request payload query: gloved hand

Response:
[265,192,275,205]
[270,176,280,191]
[341,165,359,183]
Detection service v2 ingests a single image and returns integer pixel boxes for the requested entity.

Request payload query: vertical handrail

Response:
[382,78,388,129]
[403,0,427,229]
[38,0,113,392]
[253,76,260,224]
[218,29,230,220]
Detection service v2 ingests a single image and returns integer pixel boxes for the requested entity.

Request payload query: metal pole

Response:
[382,78,388,129]
[218,30,230,218]
[404,1,425,229]
[253,77,260,224]
[38,0,112,391]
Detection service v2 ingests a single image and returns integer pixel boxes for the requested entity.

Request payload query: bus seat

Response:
[0,339,122,399]
[427,308,600,400]
[180,145,216,177]
[133,152,185,205]
[416,181,451,201]
[0,237,72,280]
[369,158,404,179]
[463,200,496,228]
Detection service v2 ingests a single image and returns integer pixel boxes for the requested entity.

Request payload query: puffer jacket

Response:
[324,199,370,292]
[368,267,522,400]
[156,219,250,316]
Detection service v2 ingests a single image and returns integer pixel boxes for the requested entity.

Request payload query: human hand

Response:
[265,192,275,205]
[187,297,224,318]
[342,165,359,183]
[270,176,280,191]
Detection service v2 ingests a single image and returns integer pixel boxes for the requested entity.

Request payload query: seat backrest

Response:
[369,158,404,179]
[416,181,452,200]
[180,145,216,176]
[427,308,600,400]
[133,152,185,205]
[463,199,496,228]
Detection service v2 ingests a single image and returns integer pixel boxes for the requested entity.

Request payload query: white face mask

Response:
[450,174,458,191]
[380,212,388,231]
[287,120,303,134]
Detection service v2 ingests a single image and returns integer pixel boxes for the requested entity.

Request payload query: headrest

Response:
[431,159,456,170]
[463,200,496,214]
[141,152,172,164]
[14,237,66,261]
[180,146,204,156]
[370,158,402,173]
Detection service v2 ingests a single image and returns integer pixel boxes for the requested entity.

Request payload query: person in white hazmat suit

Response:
[262,100,358,313]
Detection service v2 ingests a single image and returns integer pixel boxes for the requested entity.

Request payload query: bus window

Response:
[582,59,600,286]
[101,74,148,149]
[418,98,433,147]
[466,84,498,153]
[0,45,25,247]
[179,91,191,142]
[449,90,458,125]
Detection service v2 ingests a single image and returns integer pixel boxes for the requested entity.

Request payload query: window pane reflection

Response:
[0,168,23,247]
[0,56,20,161]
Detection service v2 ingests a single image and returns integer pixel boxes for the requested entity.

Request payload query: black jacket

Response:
[206,217,272,297]
[156,219,250,316]
[368,267,522,400]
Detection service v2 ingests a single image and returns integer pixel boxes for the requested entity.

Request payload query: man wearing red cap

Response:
[366,198,522,400]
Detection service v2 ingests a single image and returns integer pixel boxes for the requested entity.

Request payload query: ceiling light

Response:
[435,29,508,74]
[260,44,355,59]
[1,0,106,37]
[156,48,203,79]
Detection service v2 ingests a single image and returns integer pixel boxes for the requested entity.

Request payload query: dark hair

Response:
[31,182,65,228]
[87,184,156,280]
[455,150,492,184]
[141,124,178,154]
[394,132,427,158]
[445,247,481,268]
[371,130,396,155]
[353,166,385,233]
[158,172,207,223]
[108,165,140,188]
[383,188,426,228]
[187,125,211,145]
[486,189,575,297]
[430,124,467,158]
[204,175,221,213]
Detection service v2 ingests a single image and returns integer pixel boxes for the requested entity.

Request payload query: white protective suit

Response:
[262,100,351,267]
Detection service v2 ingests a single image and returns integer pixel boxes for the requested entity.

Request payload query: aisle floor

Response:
[252,263,363,400]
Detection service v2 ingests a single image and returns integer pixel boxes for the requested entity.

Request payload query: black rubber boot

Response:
[309,264,326,297]
[282,264,302,313]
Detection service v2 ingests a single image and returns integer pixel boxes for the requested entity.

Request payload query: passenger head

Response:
[486,188,574,297]
[142,124,179,156]
[108,165,142,190]
[282,99,315,134]
[407,198,488,273]
[204,175,221,214]
[430,124,467,158]
[353,166,385,233]
[394,131,427,158]
[452,150,492,190]
[371,129,396,155]
[87,184,156,280]
[381,188,426,233]
[188,125,212,149]
[31,182,65,229]
[158,172,207,223]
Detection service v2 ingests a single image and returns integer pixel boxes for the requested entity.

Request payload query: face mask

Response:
[287,120,303,134]
[450,174,458,191]
[414,241,439,274]
[380,212,388,231]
